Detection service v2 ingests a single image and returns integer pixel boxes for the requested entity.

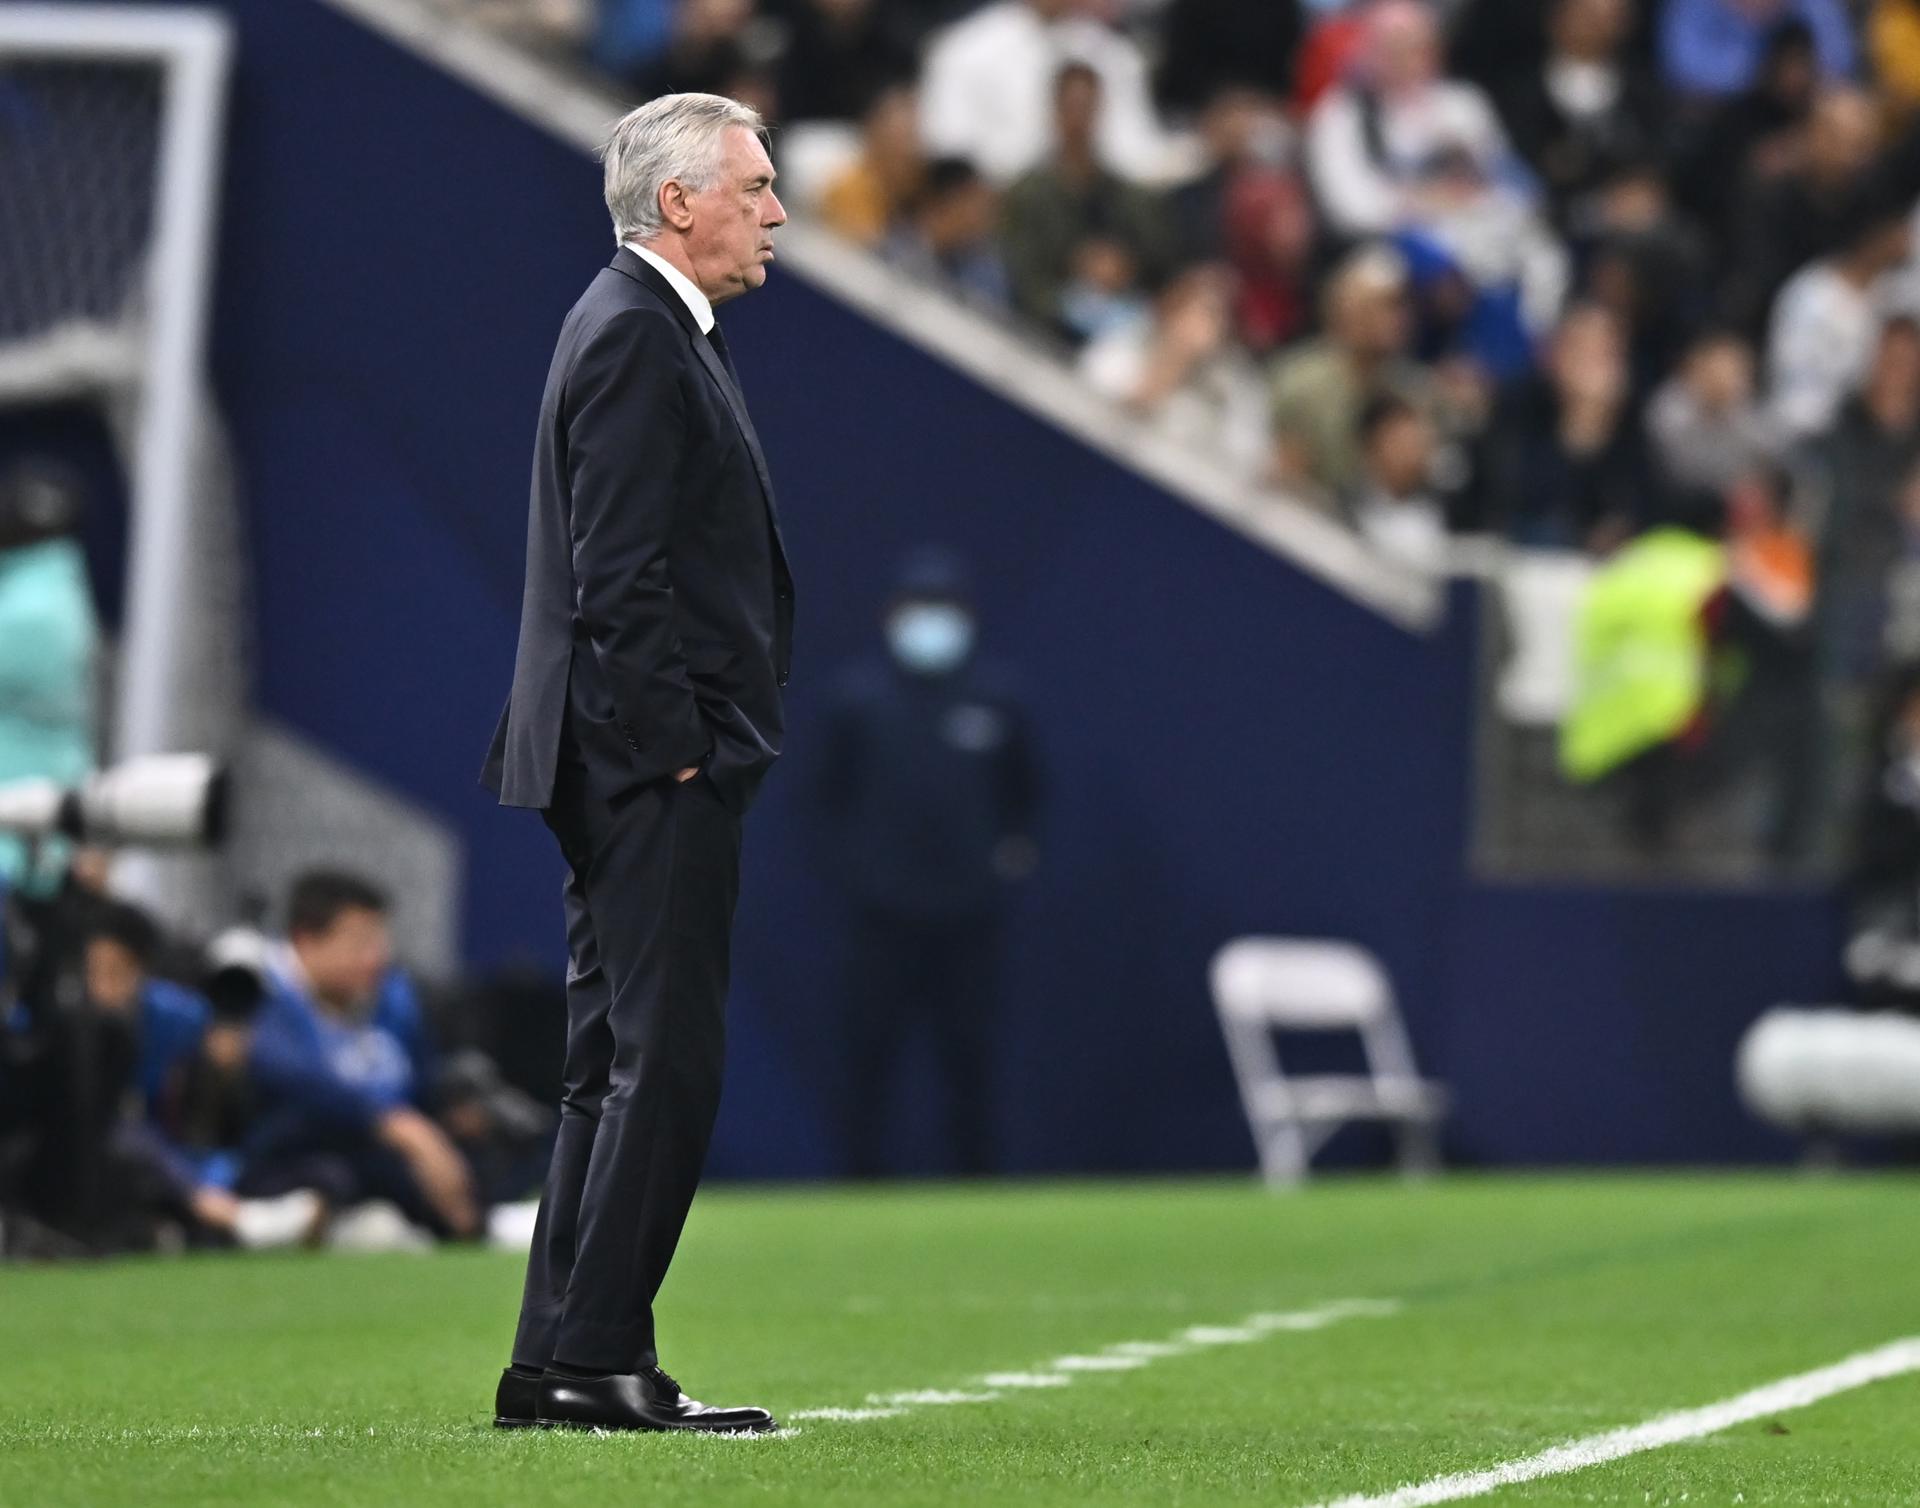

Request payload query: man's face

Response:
[928,181,998,251]
[84,937,145,1015]
[866,87,920,171]
[1371,412,1435,496]
[1868,326,1920,422]
[1686,338,1753,412]
[1339,280,1410,358]
[1808,90,1877,181]
[1202,90,1262,164]
[1554,0,1626,57]
[1055,72,1102,148]
[1370,4,1440,93]
[204,1022,251,1073]
[293,905,392,1012]
[1553,307,1623,383]
[683,125,785,304]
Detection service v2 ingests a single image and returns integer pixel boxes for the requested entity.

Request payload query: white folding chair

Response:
[1210,938,1449,1187]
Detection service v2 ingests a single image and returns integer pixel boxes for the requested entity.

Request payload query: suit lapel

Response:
[609,250,789,566]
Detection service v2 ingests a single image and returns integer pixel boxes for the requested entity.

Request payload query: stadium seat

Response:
[1210,938,1448,1187]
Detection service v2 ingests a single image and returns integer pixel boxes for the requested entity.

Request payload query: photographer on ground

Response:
[2,894,321,1255]
[243,871,481,1241]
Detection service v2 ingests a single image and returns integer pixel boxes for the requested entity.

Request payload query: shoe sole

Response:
[492,1415,548,1430]
[535,1416,779,1435]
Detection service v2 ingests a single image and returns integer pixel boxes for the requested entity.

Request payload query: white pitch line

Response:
[1303,1336,1920,1508]
[793,1298,1400,1426]
[1254,1299,1401,1332]
[1052,1355,1149,1372]
[1181,1325,1264,1345]
[787,1407,906,1422]
[869,1388,1003,1407]
[980,1372,1072,1389]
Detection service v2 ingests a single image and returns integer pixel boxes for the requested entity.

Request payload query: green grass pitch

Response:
[3,1175,1918,1507]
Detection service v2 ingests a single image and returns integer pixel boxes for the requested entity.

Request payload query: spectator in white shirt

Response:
[1347,394,1451,576]
[1647,330,1780,493]
[919,0,1175,185]
[1767,200,1912,443]
[1079,264,1271,478]
[1305,0,1525,241]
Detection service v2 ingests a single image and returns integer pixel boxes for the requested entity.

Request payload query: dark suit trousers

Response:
[842,911,1001,1179]
[510,737,741,1373]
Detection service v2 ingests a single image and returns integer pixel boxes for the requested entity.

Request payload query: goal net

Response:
[0,5,242,929]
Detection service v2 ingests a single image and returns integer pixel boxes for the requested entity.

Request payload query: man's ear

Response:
[659,178,695,232]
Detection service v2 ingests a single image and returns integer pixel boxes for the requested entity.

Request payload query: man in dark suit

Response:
[480,92,793,1434]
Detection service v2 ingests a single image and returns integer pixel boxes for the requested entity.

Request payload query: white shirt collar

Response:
[624,241,715,334]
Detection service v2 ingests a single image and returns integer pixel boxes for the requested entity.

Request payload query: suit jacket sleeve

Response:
[564,308,711,782]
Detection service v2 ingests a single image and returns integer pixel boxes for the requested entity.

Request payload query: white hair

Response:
[601,93,766,246]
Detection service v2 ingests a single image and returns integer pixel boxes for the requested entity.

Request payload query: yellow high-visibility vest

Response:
[1559,528,1727,784]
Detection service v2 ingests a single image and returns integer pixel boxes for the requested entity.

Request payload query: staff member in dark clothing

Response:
[818,551,1040,1177]
[1844,666,1920,1015]
[480,92,792,1434]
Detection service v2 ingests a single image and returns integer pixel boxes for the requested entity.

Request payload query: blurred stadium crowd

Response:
[408,0,1920,866]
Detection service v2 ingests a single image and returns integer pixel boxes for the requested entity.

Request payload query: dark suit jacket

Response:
[482,249,795,815]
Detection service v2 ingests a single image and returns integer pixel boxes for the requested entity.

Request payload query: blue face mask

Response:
[887,604,975,676]
[1059,281,1146,344]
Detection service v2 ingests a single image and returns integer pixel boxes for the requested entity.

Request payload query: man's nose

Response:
[765,190,787,228]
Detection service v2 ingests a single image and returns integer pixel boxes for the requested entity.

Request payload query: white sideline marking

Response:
[980,1372,1072,1389]
[1181,1325,1264,1345]
[1303,1336,1920,1508]
[787,1407,905,1422]
[1255,1299,1401,1332]
[871,1389,1003,1407]
[795,1298,1400,1426]
[1106,1341,1192,1360]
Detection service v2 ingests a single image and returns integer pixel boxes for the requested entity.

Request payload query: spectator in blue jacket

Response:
[243,871,479,1239]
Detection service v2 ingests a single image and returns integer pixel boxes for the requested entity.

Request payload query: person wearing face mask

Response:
[815,550,1042,1178]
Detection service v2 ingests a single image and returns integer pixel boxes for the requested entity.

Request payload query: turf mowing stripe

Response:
[1302,1335,1920,1508]
[790,1297,1401,1426]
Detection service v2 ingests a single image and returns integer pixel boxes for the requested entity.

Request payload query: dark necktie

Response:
[705,321,742,395]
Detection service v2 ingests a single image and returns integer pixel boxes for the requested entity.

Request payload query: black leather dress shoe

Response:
[494,1364,545,1429]
[537,1365,778,1433]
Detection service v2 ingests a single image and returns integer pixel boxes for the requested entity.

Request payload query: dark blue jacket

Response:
[817,657,1040,921]
[246,965,435,1157]
[135,979,209,1113]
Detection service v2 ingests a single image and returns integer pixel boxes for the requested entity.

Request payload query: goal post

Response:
[0,4,241,927]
